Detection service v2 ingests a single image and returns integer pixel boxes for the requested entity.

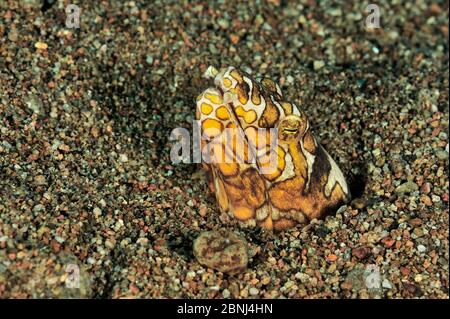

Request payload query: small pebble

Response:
[395,181,419,194]
[193,230,249,275]
[313,60,325,70]
[417,245,427,253]
[249,287,259,296]
[222,289,230,298]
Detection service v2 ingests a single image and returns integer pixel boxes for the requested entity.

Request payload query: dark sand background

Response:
[0,1,448,298]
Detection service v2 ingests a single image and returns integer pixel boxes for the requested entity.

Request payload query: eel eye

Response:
[278,115,307,141]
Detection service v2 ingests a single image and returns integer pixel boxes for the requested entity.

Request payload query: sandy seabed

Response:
[0,1,448,298]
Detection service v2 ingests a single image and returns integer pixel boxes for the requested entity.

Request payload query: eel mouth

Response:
[283,127,298,134]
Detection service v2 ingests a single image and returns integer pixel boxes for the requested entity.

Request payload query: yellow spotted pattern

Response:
[201,103,213,115]
[235,106,257,124]
[216,106,230,120]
